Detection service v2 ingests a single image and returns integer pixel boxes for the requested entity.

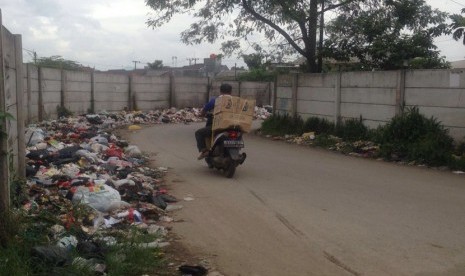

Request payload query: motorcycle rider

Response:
[195,83,233,160]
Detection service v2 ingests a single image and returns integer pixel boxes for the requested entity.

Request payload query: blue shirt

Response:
[203,97,216,112]
[203,97,217,126]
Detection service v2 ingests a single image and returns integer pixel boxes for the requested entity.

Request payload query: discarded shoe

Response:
[178,265,208,276]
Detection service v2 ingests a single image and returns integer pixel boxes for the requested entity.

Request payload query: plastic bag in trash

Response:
[72,184,123,212]
[124,145,142,158]
[75,149,100,164]
[90,135,109,146]
[26,128,46,146]
[56,235,78,250]
[31,245,71,266]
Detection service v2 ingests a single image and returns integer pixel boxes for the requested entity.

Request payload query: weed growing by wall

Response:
[260,107,465,170]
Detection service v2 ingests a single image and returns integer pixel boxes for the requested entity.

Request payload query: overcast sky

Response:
[0,0,464,71]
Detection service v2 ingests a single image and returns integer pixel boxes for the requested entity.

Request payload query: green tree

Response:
[450,8,465,45]
[147,60,164,69]
[242,53,264,70]
[324,0,450,70]
[145,0,360,73]
[35,55,83,70]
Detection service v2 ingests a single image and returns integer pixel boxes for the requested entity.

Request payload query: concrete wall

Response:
[41,67,62,119]
[340,71,398,129]
[277,70,465,141]
[1,22,26,209]
[65,71,92,115]
[21,66,273,122]
[94,73,130,112]
[211,80,273,106]
[174,77,208,108]
[132,75,170,110]
[405,69,465,140]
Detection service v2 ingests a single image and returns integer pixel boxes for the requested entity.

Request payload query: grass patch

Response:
[261,108,465,171]
[0,208,169,276]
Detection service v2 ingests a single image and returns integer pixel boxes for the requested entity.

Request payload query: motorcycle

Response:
[204,128,247,178]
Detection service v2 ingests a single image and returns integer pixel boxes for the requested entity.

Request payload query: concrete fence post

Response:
[128,75,134,111]
[90,72,95,113]
[273,77,278,115]
[15,34,25,178]
[396,69,406,115]
[291,73,298,117]
[334,72,342,124]
[169,73,176,108]
[0,10,10,212]
[26,63,32,124]
[238,81,242,97]
[60,69,67,108]
[38,67,44,121]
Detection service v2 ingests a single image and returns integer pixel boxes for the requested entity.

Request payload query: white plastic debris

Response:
[72,184,123,212]
[56,236,78,250]
[25,128,45,146]
[124,145,143,158]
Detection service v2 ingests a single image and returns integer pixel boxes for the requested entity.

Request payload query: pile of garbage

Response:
[22,112,188,274]
[17,105,272,273]
[268,132,380,158]
[254,105,272,120]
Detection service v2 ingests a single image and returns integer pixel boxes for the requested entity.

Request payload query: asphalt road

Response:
[127,122,465,276]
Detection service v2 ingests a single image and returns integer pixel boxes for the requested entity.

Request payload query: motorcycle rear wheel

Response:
[224,160,236,178]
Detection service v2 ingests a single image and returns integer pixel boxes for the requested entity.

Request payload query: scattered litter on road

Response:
[184,196,195,201]
[178,264,208,276]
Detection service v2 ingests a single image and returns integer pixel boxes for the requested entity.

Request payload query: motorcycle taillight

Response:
[228,130,240,139]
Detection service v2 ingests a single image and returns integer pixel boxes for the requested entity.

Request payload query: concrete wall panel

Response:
[412,106,465,128]
[341,71,398,88]
[298,87,334,101]
[133,83,170,93]
[240,82,271,105]
[406,70,465,88]
[136,92,169,101]
[65,102,91,114]
[94,101,127,112]
[67,71,91,82]
[136,101,169,110]
[297,101,334,117]
[341,88,397,105]
[299,113,333,122]
[447,128,465,141]
[276,98,292,111]
[277,87,293,99]
[277,74,294,87]
[65,91,92,102]
[405,88,465,107]
[298,73,336,87]
[41,68,62,80]
[341,103,396,122]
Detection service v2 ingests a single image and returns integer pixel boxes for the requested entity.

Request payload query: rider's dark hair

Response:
[220,83,232,94]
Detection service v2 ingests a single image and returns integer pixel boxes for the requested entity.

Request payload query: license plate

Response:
[223,140,244,148]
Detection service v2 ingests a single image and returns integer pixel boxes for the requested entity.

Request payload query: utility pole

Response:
[187,58,199,66]
[23,48,37,64]
[172,56,178,67]
[132,60,141,70]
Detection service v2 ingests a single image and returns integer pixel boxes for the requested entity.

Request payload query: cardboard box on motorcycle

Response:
[213,95,255,133]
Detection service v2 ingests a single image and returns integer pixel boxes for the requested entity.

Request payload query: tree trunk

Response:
[307,0,319,72]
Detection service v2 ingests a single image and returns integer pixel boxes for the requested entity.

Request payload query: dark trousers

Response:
[195,126,212,152]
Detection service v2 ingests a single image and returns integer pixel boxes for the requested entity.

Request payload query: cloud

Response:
[1,0,463,71]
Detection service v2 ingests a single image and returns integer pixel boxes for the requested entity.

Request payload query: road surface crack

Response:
[324,251,361,276]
